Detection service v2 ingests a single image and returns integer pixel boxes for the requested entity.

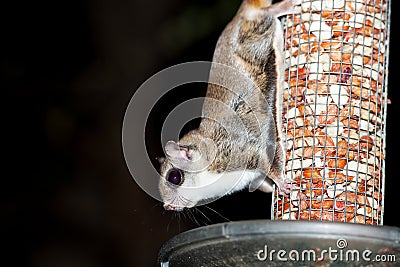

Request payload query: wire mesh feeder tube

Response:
[272,0,391,225]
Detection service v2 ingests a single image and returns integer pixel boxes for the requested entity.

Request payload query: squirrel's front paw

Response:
[275,177,294,196]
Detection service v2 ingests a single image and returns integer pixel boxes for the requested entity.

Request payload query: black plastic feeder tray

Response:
[158,220,400,266]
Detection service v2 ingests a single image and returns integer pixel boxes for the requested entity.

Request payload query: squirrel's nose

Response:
[164,204,183,211]
[165,204,174,210]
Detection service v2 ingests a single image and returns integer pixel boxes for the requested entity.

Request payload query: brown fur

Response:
[160,0,301,200]
[245,0,273,8]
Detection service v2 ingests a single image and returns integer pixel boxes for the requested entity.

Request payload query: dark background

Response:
[3,0,399,266]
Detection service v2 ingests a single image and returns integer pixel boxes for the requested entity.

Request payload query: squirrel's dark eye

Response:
[166,169,184,186]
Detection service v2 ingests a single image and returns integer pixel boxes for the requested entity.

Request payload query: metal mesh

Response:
[272,0,391,225]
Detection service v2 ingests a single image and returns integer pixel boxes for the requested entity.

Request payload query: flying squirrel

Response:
[159,0,301,211]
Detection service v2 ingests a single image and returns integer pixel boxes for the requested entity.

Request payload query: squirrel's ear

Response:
[164,141,190,161]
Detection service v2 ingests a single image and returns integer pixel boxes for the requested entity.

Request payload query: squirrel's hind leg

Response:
[245,0,273,8]
[264,0,301,17]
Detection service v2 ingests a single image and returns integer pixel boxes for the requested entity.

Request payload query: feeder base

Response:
[158,220,400,266]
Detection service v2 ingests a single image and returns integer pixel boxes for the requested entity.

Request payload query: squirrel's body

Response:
[159,0,300,211]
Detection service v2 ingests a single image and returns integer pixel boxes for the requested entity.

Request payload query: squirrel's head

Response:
[158,133,217,211]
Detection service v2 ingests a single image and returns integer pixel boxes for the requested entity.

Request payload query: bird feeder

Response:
[159,1,398,266]
[273,0,389,225]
